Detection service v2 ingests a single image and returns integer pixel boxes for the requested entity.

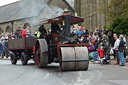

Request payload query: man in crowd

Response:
[3,38,8,58]
[15,27,22,38]
[22,26,30,38]
[113,34,120,65]
[37,25,47,38]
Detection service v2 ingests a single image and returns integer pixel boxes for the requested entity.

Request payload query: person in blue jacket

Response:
[0,41,3,58]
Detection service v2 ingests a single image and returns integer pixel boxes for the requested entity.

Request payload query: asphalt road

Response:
[0,60,128,85]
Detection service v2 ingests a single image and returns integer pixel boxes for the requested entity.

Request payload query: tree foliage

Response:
[101,0,128,34]
[105,0,128,22]
[107,17,128,35]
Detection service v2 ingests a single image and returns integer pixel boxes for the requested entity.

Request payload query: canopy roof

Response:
[33,15,84,27]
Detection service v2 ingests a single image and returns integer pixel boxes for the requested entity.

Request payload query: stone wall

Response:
[75,0,109,31]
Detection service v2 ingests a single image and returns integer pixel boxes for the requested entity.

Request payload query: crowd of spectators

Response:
[0,24,127,67]
[70,24,127,66]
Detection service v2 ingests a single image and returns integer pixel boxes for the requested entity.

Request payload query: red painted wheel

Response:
[10,52,17,64]
[35,39,48,68]
[21,52,28,65]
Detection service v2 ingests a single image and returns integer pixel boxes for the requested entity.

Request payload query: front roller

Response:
[35,39,48,68]
[75,47,89,70]
[60,46,89,71]
[60,47,76,71]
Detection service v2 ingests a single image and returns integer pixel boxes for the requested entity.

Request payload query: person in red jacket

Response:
[22,26,30,38]
[97,46,104,58]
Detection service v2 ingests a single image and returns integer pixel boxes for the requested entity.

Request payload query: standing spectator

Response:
[0,41,3,58]
[122,35,127,58]
[103,38,110,56]
[113,34,120,65]
[0,33,5,43]
[15,27,22,38]
[108,30,114,47]
[102,27,108,35]
[118,35,125,66]
[94,28,100,36]
[89,30,93,35]
[102,34,106,45]
[112,33,117,58]
[3,38,8,58]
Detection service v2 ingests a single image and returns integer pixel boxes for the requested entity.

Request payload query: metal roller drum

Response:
[60,46,89,71]
[61,47,75,71]
[75,47,89,70]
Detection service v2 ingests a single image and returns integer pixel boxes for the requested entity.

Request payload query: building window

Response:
[6,26,11,33]
[23,22,31,29]
[0,28,3,33]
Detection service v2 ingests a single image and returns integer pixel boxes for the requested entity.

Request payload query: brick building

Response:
[0,0,74,34]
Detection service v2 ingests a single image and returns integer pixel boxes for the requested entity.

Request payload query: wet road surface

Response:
[0,60,128,85]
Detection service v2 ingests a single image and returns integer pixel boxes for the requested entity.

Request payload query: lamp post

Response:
[11,21,14,33]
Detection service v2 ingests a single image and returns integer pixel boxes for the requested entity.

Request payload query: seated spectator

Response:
[77,27,83,37]
[79,35,85,43]
[22,26,30,38]
[88,34,93,43]
[82,29,88,37]
[89,42,95,53]
[26,30,35,38]
[89,42,95,62]
[92,37,96,45]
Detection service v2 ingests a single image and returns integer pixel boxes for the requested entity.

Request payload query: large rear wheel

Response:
[35,39,48,68]
[10,52,17,64]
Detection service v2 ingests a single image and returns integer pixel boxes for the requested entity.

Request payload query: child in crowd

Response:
[97,46,104,64]
[97,46,104,58]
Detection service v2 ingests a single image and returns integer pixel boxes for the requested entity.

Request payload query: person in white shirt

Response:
[113,34,120,65]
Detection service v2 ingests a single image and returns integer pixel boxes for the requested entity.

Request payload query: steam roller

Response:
[34,11,89,71]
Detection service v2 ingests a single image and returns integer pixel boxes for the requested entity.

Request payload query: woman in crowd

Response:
[118,35,125,66]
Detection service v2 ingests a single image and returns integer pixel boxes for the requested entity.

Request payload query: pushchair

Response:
[98,55,111,65]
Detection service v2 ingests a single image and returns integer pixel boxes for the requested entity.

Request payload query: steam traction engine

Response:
[34,12,89,71]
